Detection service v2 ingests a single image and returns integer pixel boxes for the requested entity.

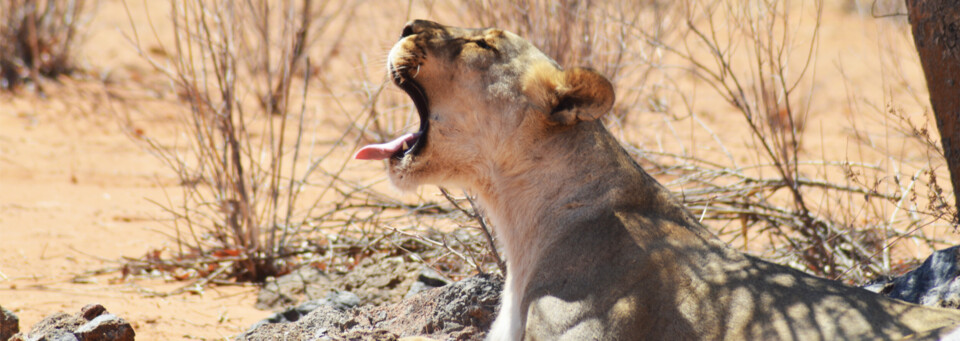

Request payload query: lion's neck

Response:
[473,121,702,333]
[475,171,555,340]
[476,121,699,258]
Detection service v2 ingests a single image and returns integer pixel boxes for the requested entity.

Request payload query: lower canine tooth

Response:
[402,141,409,150]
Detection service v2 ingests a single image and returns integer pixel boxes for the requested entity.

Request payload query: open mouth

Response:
[354,66,429,161]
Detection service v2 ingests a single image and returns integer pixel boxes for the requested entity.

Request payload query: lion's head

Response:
[356,20,614,192]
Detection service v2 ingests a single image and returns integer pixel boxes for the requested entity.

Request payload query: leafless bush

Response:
[612,0,958,282]
[625,0,861,279]
[0,0,87,90]
[667,0,832,273]
[121,0,358,283]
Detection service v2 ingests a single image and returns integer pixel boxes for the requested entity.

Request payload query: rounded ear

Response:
[550,67,615,125]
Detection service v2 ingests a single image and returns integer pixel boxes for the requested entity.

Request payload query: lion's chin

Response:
[388,155,471,194]
[386,157,424,192]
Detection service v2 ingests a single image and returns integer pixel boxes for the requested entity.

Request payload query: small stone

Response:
[404,282,431,299]
[416,269,450,288]
[324,291,361,310]
[78,305,106,321]
[405,269,450,299]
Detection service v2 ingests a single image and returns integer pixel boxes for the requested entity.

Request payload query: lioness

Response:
[356,20,960,340]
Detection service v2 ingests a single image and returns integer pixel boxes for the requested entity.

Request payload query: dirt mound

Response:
[240,274,502,341]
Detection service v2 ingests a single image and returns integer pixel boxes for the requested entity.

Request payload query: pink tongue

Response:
[354,133,420,160]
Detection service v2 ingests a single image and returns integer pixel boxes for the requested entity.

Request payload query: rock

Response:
[9,312,80,341]
[867,245,960,308]
[1,305,18,341]
[320,291,363,311]
[9,304,134,341]
[240,274,503,341]
[74,315,135,341]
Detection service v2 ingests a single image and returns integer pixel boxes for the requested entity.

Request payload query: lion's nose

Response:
[401,23,415,38]
[401,20,442,39]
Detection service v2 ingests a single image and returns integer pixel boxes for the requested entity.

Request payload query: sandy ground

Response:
[0,69,266,340]
[0,0,956,340]
[0,81,265,339]
[0,1,276,339]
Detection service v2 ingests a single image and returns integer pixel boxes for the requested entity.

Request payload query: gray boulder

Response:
[866,245,960,308]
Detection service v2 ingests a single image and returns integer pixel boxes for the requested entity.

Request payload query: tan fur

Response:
[382,20,960,341]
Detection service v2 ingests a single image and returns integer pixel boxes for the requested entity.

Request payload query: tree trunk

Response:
[906,0,960,222]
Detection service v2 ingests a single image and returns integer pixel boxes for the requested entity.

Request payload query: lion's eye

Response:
[473,39,493,50]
